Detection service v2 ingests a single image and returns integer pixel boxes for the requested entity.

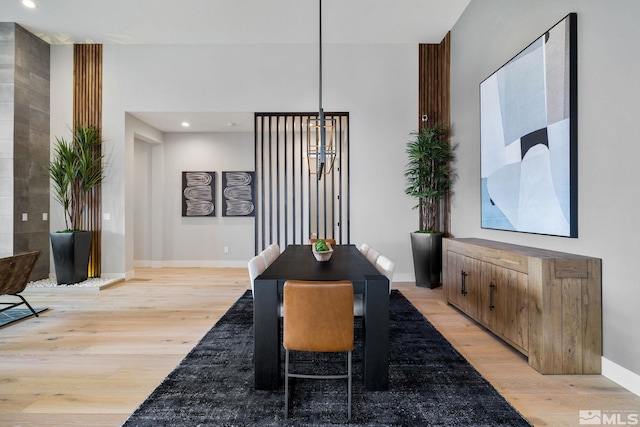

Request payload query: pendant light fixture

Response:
[307,0,336,179]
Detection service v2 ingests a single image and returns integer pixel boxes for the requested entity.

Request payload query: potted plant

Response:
[48,124,104,285]
[404,124,456,288]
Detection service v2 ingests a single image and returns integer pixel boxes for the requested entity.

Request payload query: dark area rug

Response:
[123,290,531,426]
[0,307,47,328]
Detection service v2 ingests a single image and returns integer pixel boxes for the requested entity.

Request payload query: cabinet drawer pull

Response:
[489,282,496,311]
[460,270,468,296]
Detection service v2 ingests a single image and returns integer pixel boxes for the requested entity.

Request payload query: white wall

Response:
[133,127,165,267]
[450,0,640,390]
[160,132,255,267]
[50,42,419,280]
[49,45,73,234]
[133,138,152,263]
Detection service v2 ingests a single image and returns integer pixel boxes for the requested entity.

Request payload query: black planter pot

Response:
[410,232,443,289]
[50,231,92,285]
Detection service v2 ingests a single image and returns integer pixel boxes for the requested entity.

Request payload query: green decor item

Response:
[48,124,104,232]
[404,123,456,288]
[47,124,104,284]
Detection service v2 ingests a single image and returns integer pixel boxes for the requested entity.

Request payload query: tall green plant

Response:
[404,124,456,232]
[48,124,104,232]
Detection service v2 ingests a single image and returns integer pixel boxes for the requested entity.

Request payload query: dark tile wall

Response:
[0,23,50,280]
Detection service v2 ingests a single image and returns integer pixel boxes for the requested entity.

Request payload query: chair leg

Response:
[12,294,38,317]
[284,349,353,421]
[347,350,352,421]
[284,349,289,419]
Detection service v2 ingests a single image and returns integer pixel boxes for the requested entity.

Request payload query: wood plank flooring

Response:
[0,267,637,426]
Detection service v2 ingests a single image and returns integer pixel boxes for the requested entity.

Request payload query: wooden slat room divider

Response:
[73,44,102,277]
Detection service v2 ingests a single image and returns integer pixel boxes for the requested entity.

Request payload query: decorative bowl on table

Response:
[312,242,333,262]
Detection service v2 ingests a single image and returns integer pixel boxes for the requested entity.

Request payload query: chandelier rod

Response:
[317,0,327,175]
[318,0,323,112]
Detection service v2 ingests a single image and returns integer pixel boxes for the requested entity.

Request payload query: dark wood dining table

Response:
[253,244,390,391]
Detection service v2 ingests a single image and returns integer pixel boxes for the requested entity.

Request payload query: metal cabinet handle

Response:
[460,270,468,296]
[489,282,496,311]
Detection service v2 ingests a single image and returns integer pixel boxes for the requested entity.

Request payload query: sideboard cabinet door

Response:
[480,262,528,354]
[444,252,480,317]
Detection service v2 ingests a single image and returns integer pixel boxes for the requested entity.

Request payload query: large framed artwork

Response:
[182,171,215,217]
[222,171,255,217]
[480,13,577,237]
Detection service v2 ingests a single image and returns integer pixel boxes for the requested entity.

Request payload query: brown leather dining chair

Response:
[282,280,354,420]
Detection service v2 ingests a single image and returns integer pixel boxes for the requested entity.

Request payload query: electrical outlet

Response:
[22,213,28,221]
[224,246,229,254]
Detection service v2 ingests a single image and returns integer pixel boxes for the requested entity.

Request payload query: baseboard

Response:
[602,357,640,397]
[102,272,130,281]
[134,260,248,268]
[393,273,415,283]
[133,260,163,268]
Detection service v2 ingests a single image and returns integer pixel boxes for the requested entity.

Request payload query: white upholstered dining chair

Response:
[248,255,267,296]
[359,243,371,256]
[261,245,279,267]
[268,243,280,255]
[375,255,395,295]
[365,248,380,265]
[354,252,395,315]
[248,254,283,316]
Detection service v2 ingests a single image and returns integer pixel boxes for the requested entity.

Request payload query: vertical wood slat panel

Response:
[418,33,451,235]
[73,44,102,277]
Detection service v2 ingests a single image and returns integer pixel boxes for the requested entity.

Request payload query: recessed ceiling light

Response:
[181,122,190,127]
[22,0,37,9]
[227,122,236,127]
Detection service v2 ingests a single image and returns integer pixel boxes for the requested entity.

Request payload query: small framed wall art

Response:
[222,171,255,217]
[182,171,215,217]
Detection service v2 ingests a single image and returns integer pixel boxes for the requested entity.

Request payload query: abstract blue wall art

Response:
[480,13,577,237]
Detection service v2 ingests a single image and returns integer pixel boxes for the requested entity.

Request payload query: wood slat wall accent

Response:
[73,44,102,277]
[418,33,451,235]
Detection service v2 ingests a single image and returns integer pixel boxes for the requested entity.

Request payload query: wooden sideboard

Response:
[442,238,602,374]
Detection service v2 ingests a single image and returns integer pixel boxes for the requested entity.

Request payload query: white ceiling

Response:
[2,0,471,132]
[3,0,470,45]
[130,112,256,134]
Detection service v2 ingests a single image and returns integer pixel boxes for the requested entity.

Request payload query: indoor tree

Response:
[404,124,456,233]
[48,124,104,232]
[404,123,456,288]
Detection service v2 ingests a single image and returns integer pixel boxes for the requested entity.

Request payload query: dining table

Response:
[253,244,390,391]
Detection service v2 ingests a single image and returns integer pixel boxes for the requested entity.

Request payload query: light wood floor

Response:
[0,268,637,426]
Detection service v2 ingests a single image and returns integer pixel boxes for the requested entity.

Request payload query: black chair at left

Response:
[282,280,354,420]
[0,251,40,318]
